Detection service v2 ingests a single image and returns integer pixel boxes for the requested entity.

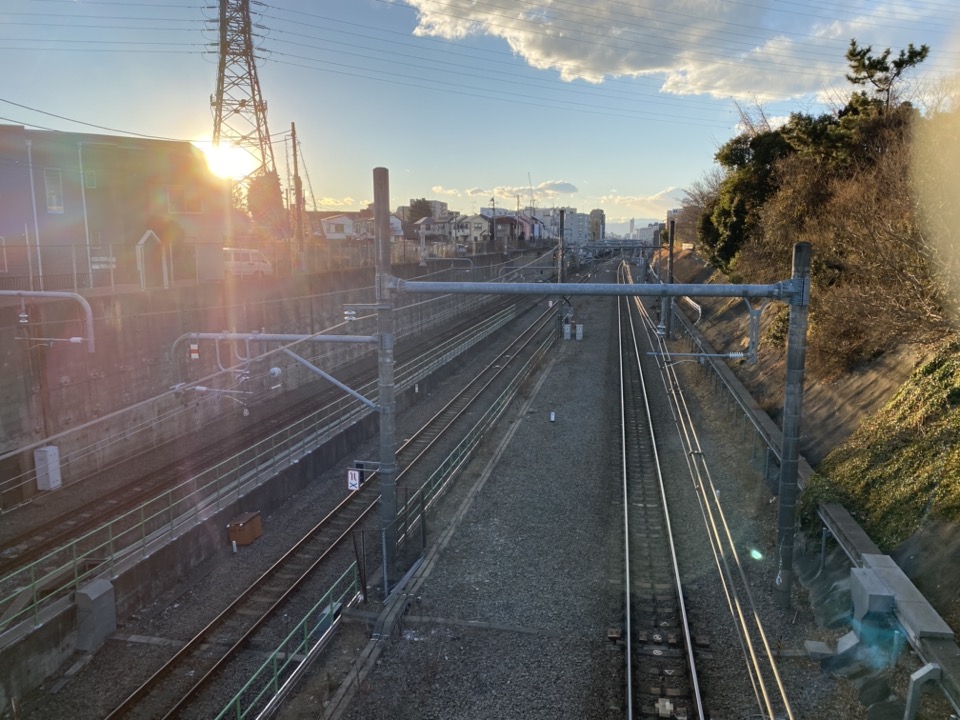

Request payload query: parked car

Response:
[223,247,274,278]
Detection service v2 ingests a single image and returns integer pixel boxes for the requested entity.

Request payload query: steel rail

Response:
[103,300,559,720]
[618,264,706,720]
[627,261,795,719]
[617,280,634,720]
[654,327,796,719]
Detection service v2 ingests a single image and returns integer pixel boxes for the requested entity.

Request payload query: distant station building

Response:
[0,124,230,290]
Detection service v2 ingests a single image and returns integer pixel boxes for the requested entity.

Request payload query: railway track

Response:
[618,264,705,720]
[0,295,532,581]
[618,260,798,719]
[101,299,559,719]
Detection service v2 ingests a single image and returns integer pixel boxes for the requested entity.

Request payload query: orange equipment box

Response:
[227,511,262,546]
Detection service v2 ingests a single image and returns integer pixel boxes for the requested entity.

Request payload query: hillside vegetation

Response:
[676,41,960,571]
[676,40,955,378]
[800,340,960,549]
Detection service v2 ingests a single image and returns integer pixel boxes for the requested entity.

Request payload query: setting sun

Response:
[195,141,259,180]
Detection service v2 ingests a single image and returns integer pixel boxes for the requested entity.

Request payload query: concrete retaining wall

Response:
[0,302,481,710]
[0,256,507,508]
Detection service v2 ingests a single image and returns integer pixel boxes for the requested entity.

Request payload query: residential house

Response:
[0,124,230,289]
[353,213,404,244]
[318,213,356,242]
[453,214,491,254]
[414,216,452,242]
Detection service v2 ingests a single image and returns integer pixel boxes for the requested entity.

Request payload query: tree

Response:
[700,128,793,268]
[409,198,433,224]
[675,171,719,250]
[247,171,288,238]
[845,39,929,112]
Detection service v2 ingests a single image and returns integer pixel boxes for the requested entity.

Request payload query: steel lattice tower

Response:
[211,0,275,177]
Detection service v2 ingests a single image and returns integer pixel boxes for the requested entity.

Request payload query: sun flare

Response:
[195,141,259,180]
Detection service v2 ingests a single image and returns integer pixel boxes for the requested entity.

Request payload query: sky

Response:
[3,0,960,235]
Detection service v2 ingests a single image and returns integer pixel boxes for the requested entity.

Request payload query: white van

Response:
[223,247,274,278]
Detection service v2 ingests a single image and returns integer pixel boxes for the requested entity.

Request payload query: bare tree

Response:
[676,167,724,249]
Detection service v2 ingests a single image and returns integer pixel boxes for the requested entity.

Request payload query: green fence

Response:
[215,565,360,720]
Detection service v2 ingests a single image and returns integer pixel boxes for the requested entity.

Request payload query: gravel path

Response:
[325,283,625,720]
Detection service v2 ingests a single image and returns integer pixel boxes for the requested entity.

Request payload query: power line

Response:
[265,53,734,129]
[0,98,292,144]
[264,32,724,114]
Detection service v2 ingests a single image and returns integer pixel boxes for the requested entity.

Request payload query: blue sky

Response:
[3,0,960,234]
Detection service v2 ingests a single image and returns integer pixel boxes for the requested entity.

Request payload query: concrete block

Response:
[851,568,895,620]
[76,579,116,652]
[836,630,860,656]
[862,554,955,641]
[804,640,834,660]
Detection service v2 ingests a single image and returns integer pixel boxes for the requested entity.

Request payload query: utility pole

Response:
[291,122,304,258]
[374,168,398,591]
[490,196,496,253]
[513,194,519,254]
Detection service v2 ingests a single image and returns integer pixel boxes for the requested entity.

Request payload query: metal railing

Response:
[0,287,502,513]
[0,306,517,636]
[214,565,361,720]
[0,240,515,292]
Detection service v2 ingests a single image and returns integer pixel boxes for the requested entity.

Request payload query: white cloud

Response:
[598,187,686,218]
[317,196,361,208]
[536,180,578,194]
[483,180,579,203]
[431,185,461,196]
[405,0,951,101]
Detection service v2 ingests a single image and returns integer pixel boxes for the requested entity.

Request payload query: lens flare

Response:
[911,70,960,326]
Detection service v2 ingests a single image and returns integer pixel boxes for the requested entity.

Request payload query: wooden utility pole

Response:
[291,122,304,254]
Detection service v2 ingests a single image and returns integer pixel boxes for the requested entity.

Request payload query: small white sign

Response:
[347,469,360,491]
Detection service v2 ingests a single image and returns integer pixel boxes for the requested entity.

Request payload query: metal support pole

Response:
[665,219,675,339]
[558,209,565,285]
[773,242,811,608]
[0,290,96,353]
[374,167,398,590]
[658,227,668,335]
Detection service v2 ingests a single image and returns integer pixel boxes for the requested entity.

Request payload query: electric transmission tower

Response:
[211,0,275,178]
